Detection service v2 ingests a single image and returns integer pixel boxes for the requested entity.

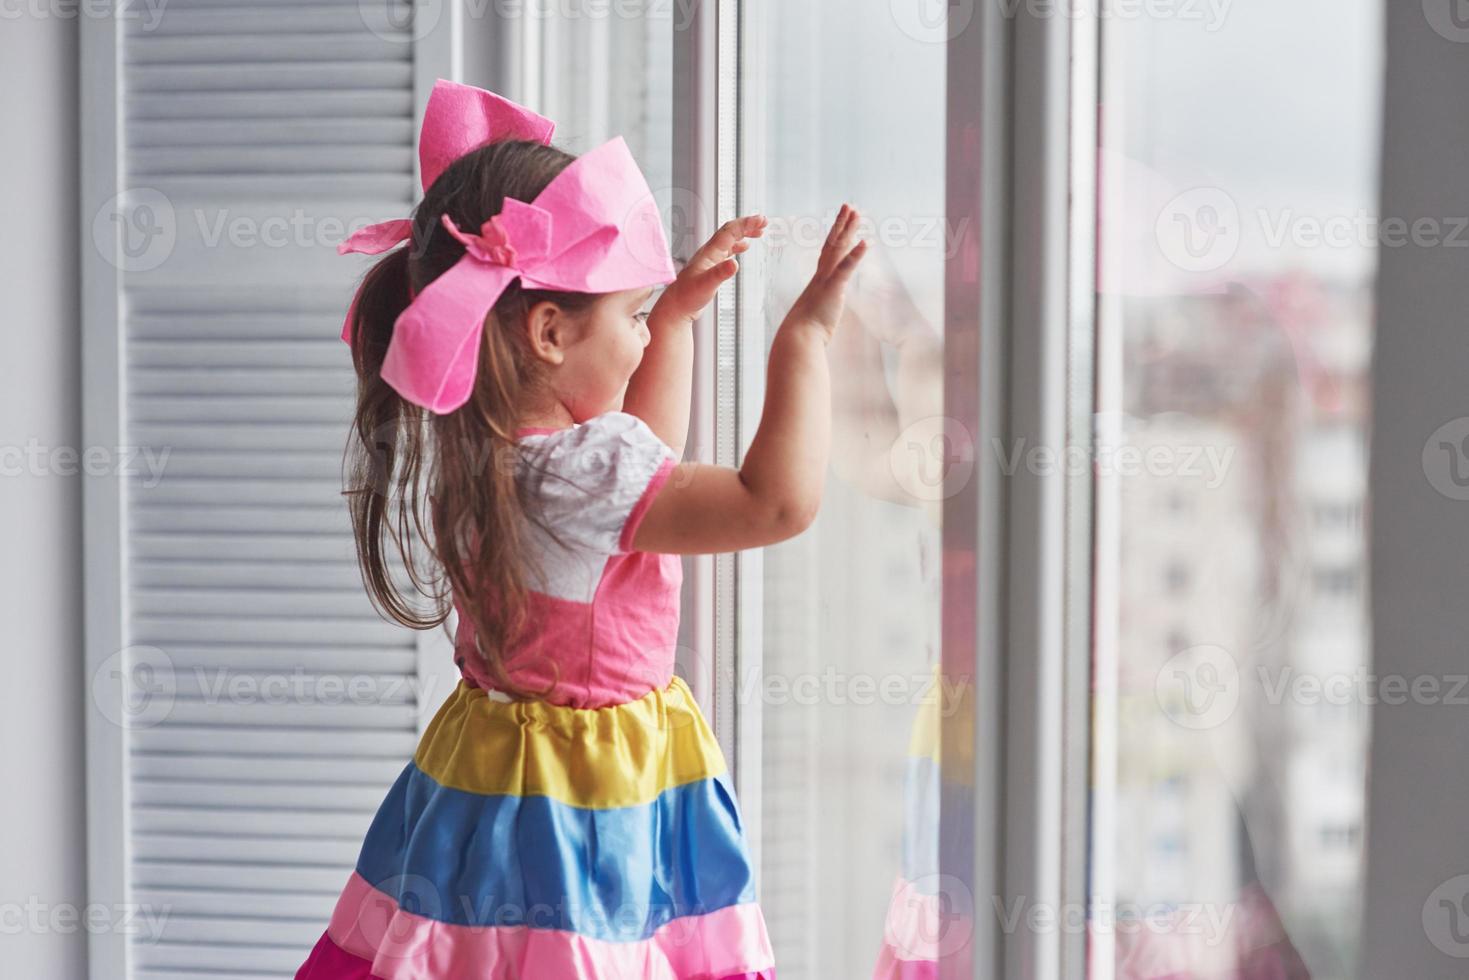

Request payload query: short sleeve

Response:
[522,411,678,555]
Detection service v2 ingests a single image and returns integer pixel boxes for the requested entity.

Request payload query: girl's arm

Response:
[826,239,947,510]
[622,215,768,458]
[628,205,869,555]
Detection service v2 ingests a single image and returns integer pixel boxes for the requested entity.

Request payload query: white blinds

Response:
[108,6,448,977]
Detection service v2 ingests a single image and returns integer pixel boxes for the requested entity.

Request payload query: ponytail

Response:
[345,245,410,380]
[342,245,444,640]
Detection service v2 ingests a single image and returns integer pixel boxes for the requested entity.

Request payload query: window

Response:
[78,4,1392,979]
[1088,2,1382,978]
[741,5,947,977]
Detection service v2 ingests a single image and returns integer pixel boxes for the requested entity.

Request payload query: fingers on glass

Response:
[821,204,864,277]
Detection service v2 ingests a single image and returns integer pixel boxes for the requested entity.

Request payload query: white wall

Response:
[0,13,88,979]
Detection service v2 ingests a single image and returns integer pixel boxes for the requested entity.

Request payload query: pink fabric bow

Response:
[337,79,677,414]
[338,79,556,263]
[337,79,556,345]
[440,212,527,268]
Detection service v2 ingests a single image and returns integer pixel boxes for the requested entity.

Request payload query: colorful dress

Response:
[870,665,943,980]
[872,527,950,980]
[296,410,775,980]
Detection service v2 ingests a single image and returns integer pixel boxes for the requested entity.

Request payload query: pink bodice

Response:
[452,411,682,708]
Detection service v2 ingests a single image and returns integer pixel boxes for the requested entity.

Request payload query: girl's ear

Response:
[523,299,574,366]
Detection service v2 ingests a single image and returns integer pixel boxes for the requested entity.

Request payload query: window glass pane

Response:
[1090,3,1382,978]
[747,8,948,978]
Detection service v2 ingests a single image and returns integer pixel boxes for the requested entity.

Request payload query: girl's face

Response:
[531,286,657,419]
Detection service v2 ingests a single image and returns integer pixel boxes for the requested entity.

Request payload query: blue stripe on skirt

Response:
[354,761,758,943]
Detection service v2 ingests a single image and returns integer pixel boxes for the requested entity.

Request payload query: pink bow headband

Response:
[338,78,677,414]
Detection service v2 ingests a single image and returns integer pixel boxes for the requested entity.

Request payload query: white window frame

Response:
[669,0,751,802]
[940,3,1096,978]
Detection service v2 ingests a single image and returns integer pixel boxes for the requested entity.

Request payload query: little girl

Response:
[293,79,867,980]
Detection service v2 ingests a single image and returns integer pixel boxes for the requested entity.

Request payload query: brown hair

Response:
[341,139,599,698]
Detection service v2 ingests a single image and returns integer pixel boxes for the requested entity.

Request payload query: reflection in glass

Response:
[750,8,947,978]
[1090,2,1381,978]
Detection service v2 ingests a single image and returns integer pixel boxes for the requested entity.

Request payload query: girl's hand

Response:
[848,235,938,349]
[647,214,768,330]
[782,204,869,342]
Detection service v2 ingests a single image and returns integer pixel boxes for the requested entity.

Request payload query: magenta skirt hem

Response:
[296,931,775,980]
